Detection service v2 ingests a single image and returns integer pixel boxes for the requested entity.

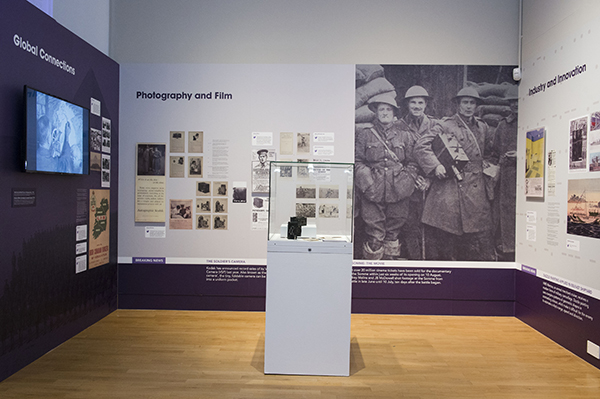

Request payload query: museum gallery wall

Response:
[118,57,599,367]
[0,1,119,381]
[515,9,600,368]
[118,62,516,316]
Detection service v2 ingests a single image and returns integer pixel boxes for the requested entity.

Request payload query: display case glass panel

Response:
[268,161,354,242]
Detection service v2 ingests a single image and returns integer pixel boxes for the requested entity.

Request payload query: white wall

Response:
[109,0,520,64]
[53,0,110,55]
[523,0,600,61]
[517,0,600,297]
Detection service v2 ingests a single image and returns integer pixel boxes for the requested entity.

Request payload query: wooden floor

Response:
[0,310,599,398]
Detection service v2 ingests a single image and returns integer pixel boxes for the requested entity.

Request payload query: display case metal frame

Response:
[267,161,354,242]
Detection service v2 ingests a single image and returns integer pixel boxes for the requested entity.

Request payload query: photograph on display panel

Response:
[297,133,310,154]
[170,131,185,153]
[588,112,600,171]
[213,198,228,214]
[232,182,247,203]
[90,128,102,152]
[196,181,211,196]
[169,199,193,229]
[213,215,228,230]
[169,156,185,178]
[354,64,518,262]
[135,143,166,222]
[137,144,165,176]
[90,152,101,172]
[89,189,110,269]
[214,181,228,196]
[196,214,211,230]
[102,117,111,154]
[189,156,203,177]
[252,148,275,194]
[196,198,211,213]
[569,116,588,171]
[188,131,203,153]
[296,203,316,219]
[567,178,600,239]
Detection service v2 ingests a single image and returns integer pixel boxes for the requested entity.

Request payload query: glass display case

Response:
[268,161,354,242]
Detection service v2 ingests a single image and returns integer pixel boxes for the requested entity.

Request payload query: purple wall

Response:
[0,0,119,381]
[516,270,600,369]
[119,264,515,316]
[119,263,267,311]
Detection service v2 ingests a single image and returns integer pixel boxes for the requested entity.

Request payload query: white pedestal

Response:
[264,240,352,376]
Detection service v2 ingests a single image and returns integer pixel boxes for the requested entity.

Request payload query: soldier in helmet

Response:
[414,87,496,261]
[394,86,439,259]
[355,93,418,260]
[491,85,518,260]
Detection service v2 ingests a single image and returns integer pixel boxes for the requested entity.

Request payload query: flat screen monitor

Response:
[24,86,90,175]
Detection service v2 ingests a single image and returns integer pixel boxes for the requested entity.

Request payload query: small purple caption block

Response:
[132,257,166,264]
[521,265,537,276]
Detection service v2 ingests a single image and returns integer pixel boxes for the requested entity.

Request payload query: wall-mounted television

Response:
[24,86,90,175]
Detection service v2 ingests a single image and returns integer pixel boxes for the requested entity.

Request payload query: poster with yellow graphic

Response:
[89,189,110,268]
[525,127,545,198]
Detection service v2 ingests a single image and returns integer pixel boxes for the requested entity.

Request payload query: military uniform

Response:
[492,113,517,258]
[355,119,416,259]
[394,114,439,259]
[414,113,495,261]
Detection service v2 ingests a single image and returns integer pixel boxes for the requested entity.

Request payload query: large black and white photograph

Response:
[354,64,518,262]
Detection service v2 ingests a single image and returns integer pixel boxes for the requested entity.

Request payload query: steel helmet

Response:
[367,92,399,113]
[454,86,483,104]
[404,85,431,100]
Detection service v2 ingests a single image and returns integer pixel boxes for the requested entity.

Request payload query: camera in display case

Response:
[268,161,354,242]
